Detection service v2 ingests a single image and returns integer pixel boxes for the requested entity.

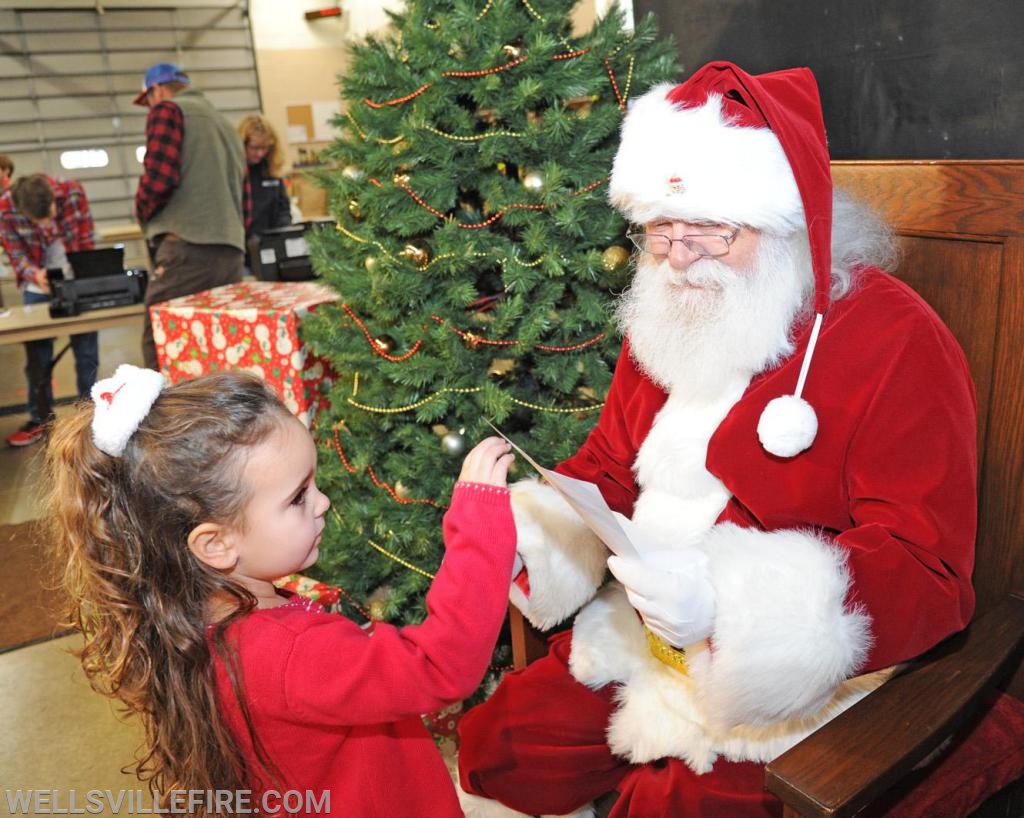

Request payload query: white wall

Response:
[250,0,403,49]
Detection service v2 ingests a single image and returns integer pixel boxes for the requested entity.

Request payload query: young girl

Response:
[45,365,517,817]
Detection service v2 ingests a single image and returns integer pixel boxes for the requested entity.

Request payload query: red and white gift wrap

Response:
[273,573,343,610]
[150,280,337,426]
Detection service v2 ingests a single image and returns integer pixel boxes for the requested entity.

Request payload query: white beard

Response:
[615,233,814,399]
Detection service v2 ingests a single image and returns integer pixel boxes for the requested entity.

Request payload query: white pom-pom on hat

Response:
[90,364,167,457]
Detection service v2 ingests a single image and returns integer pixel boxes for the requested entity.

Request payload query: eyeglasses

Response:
[626,226,740,258]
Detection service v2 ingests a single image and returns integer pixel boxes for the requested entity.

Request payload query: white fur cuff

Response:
[509,478,609,630]
[700,523,871,728]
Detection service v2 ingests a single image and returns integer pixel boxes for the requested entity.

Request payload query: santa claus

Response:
[457,62,977,817]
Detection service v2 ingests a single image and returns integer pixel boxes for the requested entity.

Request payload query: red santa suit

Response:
[458,63,977,818]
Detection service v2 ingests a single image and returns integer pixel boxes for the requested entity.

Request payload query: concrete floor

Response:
[1,273,147,815]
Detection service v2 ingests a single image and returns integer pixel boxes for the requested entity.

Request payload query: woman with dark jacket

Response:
[236,114,292,272]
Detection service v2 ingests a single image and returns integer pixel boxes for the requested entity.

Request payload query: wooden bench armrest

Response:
[509,605,549,670]
[765,593,1024,817]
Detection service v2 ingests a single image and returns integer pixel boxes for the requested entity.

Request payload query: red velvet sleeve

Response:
[838,300,977,670]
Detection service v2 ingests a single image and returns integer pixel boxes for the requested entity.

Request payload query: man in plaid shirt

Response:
[133,62,250,369]
[0,173,99,446]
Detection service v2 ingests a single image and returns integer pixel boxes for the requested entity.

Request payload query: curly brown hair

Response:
[236,114,285,178]
[43,372,294,814]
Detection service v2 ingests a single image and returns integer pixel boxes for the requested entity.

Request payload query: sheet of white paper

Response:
[485,421,640,559]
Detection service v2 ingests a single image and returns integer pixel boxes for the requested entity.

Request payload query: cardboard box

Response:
[151,280,337,425]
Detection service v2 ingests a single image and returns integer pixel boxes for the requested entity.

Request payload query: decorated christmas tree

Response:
[301,0,677,676]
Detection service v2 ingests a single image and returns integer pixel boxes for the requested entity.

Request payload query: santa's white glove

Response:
[607,548,716,648]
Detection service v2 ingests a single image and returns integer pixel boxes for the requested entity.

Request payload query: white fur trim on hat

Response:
[90,364,167,456]
[609,84,803,232]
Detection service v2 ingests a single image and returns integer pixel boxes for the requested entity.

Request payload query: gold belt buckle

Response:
[644,626,689,675]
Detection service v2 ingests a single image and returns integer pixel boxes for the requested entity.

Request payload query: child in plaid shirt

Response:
[0,173,98,446]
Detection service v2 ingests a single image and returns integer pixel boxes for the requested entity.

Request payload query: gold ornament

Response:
[364,255,377,272]
[441,430,468,457]
[502,42,524,60]
[394,480,412,499]
[399,240,431,269]
[348,198,363,220]
[367,585,393,620]
[374,334,396,353]
[488,358,515,377]
[448,42,463,59]
[393,172,411,186]
[566,95,598,119]
[601,245,630,273]
[476,108,498,126]
[522,171,544,193]
[341,164,364,180]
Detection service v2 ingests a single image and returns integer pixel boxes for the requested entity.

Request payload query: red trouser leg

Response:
[612,756,781,818]
[459,629,784,818]
[458,630,632,815]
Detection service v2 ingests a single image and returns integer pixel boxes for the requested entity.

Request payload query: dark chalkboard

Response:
[635,0,1023,159]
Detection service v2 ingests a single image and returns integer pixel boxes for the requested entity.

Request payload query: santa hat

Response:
[609,61,832,458]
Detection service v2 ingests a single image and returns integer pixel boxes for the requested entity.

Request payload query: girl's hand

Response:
[458,436,515,487]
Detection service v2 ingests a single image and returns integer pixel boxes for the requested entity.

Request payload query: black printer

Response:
[252,220,331,282]
[47,246,147,318]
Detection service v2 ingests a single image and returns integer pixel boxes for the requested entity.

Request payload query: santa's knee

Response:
[457,696,511,783]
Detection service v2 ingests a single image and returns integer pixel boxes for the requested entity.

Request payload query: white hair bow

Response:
[90,364,167,457]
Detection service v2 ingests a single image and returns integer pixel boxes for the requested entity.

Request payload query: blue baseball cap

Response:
[133,62,190,106]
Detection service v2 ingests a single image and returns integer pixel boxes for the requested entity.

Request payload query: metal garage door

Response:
[0,3,260,229]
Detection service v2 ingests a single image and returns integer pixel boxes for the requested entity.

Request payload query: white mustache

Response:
[662,258,742,291]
